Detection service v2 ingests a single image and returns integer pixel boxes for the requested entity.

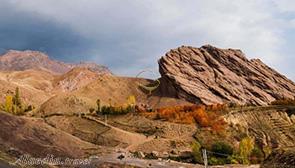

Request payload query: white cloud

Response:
[3,0,295,80]
[273,0,295,12]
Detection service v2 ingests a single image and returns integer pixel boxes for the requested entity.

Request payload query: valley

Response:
[0,46,294,168]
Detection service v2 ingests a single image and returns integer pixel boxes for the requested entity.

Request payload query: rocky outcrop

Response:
[0,50,111,74]
[158,45,295,105]
[224,107,295,148]
[54,67,102,92]
[261,148,295,168]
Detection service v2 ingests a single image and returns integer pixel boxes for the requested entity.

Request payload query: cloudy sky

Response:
[0,0,294,80]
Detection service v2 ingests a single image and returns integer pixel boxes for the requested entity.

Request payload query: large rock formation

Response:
[158,45,295,105]
[0,50,111,74]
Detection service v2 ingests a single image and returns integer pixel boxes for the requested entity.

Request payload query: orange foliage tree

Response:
[147,104,227,132]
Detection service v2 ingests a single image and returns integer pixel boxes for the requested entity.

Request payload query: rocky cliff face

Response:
[0,50,111,74]
[158,45,295,105]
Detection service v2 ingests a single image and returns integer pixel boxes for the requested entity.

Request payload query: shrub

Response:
[24,105,34,112]
[100,105,110,115]
[208,157,228,165]
[286,107,295,117]
[191,141,203,163]
[250,146,264,164]
[211,118,226,132]
[100,104,133,115]
[208,156,220,165]
[262,146,272,159]
[208,142,235,165]
[228,155,240,164]
[228,102,239,108]
[211,142,233,158]
[89,107,95,114]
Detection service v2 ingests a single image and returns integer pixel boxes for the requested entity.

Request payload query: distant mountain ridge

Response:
[0,50,111,74]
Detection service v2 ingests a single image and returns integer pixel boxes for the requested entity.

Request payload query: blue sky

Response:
[0,0,294,80]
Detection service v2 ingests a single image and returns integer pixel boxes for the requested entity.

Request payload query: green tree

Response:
[96,99,101,114]
[211,142,233,158]
[13,87,22,107]
[13,87,25,115]
[192,141,203,163]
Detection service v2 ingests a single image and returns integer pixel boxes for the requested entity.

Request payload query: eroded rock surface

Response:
[224,108,295,148]
[261,148,295,168]
[158,45,295,105]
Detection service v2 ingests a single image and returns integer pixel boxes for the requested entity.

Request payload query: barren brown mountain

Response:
[159,45,295,105]
[0,50,111,74]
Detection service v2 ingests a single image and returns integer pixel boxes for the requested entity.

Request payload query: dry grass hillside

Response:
[0,111,110,160]
[53,67,100,92]
[37,75,190,116]
[0,68,190,117]
[0,70,55,105]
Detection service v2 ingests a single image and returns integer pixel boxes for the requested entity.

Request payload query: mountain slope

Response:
[0,111,105,158]
[0,50,111,74]
[0,70,55,105]
[159,45,295,105]
[38,75,190,116]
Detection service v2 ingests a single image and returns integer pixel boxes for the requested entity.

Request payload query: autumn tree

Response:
[5,95,13,113]
[127,95,136,112]
[239,136,255,164]
[1,88,33,115]
[193,108,210,127]
[127,95,136,106]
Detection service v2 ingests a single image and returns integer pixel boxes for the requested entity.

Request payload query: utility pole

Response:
[202,149,208,168]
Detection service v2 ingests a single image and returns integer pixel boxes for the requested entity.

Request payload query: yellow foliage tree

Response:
[2,88,29,115]
[127,95,136,106]
[5,95,13,113]
[239,137,255,164]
